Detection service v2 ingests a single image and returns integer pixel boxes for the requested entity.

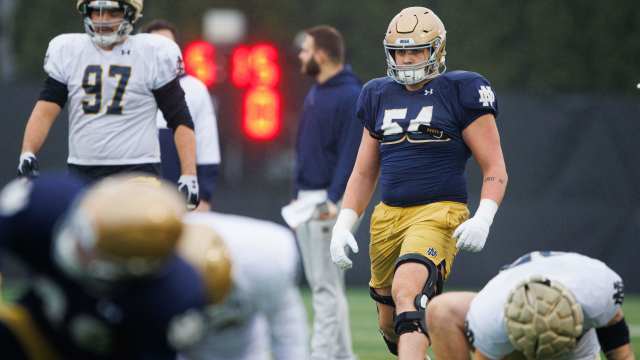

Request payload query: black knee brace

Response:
[369,286,395,307]
[393,254,444,338]
[370,288,398,355]
[380,331,398,355]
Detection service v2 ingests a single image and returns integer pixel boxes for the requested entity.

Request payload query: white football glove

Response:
[178,175,199,211]
[453,199,498,253]
[330,209,359,270]
[17,152,39,178]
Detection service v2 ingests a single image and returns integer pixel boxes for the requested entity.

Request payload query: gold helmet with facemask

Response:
[54,174,185,282]
[384,7,446,85]
[76,0,144,47]
[177,223,233,305]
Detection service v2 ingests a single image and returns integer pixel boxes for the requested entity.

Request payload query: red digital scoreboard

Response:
[232,43,281,141]
[184,40,282,142]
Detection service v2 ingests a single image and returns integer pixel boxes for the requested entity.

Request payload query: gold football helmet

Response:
[177,223,233,305]
[76,0,144,47]
[384,7,446,85]
[54,174,185,281]
[504,277,584,359]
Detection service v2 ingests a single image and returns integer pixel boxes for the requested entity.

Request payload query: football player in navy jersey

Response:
[0,174,208,360]
[329,7,508,359]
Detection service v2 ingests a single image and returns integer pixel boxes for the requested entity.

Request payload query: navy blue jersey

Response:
[15,255,207,360]
[0,174,208,359]
[356,71,499,206]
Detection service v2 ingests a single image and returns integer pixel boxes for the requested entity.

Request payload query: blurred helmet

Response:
[54,174,185,282]
[177,223,233,305]
[0,173,86,271]
[384,7,446,85]
[77,0,144,47]
[504,276,584,359]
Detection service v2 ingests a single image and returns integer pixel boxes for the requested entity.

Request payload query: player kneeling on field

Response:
[426,251,634,360]
[0,174,209,359]
[175,212,309,360]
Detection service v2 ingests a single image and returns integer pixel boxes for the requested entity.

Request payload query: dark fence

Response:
[1,83,639,291]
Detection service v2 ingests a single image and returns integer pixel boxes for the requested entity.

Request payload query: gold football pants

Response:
[369,201,469,289]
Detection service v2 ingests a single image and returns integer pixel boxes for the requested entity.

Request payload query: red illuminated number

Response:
[250,44,280,88]
[231,45,252,88]
[183,41,217,88]
[232,43,281,141]
[243,87,281,141]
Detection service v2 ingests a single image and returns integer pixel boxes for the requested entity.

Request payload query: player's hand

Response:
[453,216,491,252]
[17,152,39,178]
[178,175,199,211]
[315,200,338,221]
[454,199,498,253]
[330,227,359,270]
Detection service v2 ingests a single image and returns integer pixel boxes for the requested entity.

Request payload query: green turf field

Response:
[302,287,640,359]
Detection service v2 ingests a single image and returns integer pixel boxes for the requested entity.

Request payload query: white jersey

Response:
[182,212,309,360]
[44,33,184,165]
[156,75,221,165]
[466,252,623,360]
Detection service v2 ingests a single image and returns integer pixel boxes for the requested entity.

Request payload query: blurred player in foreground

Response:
[0,174,208,359]
[330,6,507,358]
[178,211,309,360]
[143,19,222,212]
[427,251,634,360]
[16,0,199,209]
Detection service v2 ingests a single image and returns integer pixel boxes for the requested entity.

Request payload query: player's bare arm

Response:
[18,100,62,177]
[462,113,508,205]
[476,352,526,360]
[341,129,381,215]
[174,124,199,210]
[474,351,494,360]
[174,124,197,176]
[427,292,478,360]
[454,113,507,253]
[21,100,61,155]
[330,129,379,270]
[601,309,635,360]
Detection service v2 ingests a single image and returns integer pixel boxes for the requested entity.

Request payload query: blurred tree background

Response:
[10,0,640,93]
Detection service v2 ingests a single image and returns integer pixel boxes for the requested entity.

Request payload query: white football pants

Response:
[296,217,355,360]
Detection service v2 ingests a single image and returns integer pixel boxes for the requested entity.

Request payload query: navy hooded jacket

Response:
[294,68,363,203]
